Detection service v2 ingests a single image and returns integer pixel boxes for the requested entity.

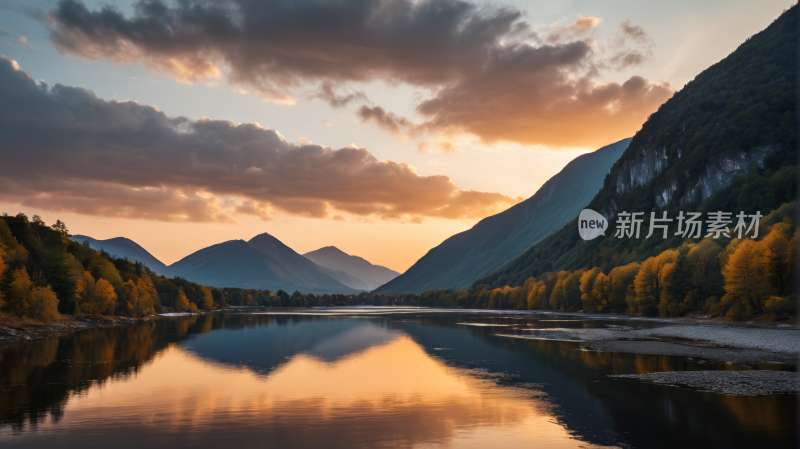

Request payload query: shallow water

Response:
[0,308,796,448]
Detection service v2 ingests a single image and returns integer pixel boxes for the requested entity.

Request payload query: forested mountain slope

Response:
[374,138,631,294]
[476,6,796,289]
[70,235,174,278]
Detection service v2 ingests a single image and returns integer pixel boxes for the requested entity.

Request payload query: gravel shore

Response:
[610,371,800,396]
[510,325,800,356]
[585,340,797,365]
[0,316,138,343]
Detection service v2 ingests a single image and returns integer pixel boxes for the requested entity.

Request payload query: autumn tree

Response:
[608,262,639,313]
[200,285,214,310]
[29,286,60,322]
[760,223,794,295]
[720,239,773,318]
[175,288,191,312]
[76,271,117,315]
[591,272,611,312]
[550,270,583,311]
[579,268,603,312]
[526,279,548,310]
[7,268,59,321]
[136,275,157,316]
[633,250,677,315]
[8,268,33,317]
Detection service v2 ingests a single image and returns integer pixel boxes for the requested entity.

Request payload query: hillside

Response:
[303,246,399,291]
[170,233,360,294]
[70,235,174,278]
[374,137,631,294]
[475,6,797,289]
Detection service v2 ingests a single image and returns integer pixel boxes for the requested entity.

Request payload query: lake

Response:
[0,308,796,448]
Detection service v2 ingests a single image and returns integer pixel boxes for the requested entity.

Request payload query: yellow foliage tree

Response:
[136,275,157,316]
[76,271,117,315]
[175,288,191,312]
[591,272,611,312]
[608,262,639,312]
[6,267,59,321]
[526,280,548,310]
[760,223,793,295]
[28,286,60,322]
[579,267,602,312]
[122,276,157,317]
[721,239,773,317]
[200,286,214,310]
[633,250,677,315]
[123,279,139,316]
[8,268,33,317]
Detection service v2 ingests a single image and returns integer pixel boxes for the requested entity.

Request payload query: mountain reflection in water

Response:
[0,310,796,448]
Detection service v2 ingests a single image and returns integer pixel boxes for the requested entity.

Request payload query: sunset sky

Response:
[0,0,791,272]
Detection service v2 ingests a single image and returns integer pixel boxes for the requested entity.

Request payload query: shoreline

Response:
[0,315,140,344]
[0,311,214,344]
[1,308,797,360]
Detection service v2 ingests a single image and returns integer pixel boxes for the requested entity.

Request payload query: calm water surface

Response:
[0,308,796,448]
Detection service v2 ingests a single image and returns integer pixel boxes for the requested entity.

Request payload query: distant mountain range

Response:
[303,246,399,291]
[71,235,175,278]
[373,137,631,295]
[169,233,361,294]
[71,233,397,295]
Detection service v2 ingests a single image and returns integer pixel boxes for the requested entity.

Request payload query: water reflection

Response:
[0,311,796,448]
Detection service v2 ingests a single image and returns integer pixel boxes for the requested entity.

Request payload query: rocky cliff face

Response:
[613,144,669,194]
[601,143,779,217]
[679,145,779,205]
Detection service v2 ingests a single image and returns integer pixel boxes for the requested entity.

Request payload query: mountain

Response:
[302,246,400,290]
[373,137,631,294]
[70,234,174,277]
[475,6,796,288]
[316,265,372,291]
[169,233,361,294]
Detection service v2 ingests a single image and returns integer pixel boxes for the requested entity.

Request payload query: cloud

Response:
[618,20,649,43]
[357,105,427,139]
[312,81,367,108]
[417,141,456,153]
[366,43,672,148]
[0,56,520,223]
[17,35,34,50]
[322,119,335,127]
[546,16,602,43]
[44,0,673,148]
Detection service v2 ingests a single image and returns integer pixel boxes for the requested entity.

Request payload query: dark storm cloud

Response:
[0,57,521,222]
[43,0,672,148]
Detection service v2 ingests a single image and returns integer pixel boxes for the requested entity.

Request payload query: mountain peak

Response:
[310,246,348,256]
[69,234,174,277]
[248,232,278,242]
[303,246,400,291]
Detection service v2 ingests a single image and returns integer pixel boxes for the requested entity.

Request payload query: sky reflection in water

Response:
[0,309,795,448]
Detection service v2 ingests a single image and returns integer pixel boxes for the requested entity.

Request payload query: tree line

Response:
[387,202,796,320]
[0,202,795,323]
[0,213,230,321]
